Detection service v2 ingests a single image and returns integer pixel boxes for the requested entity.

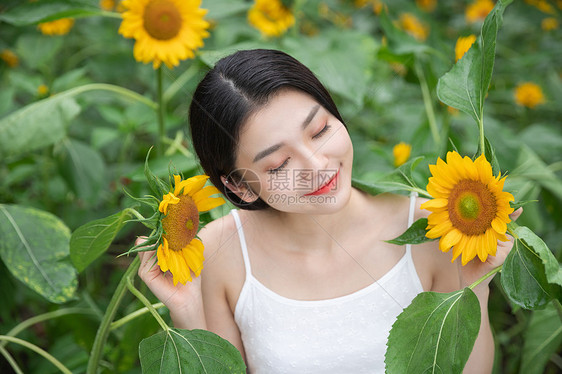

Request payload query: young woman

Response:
[137,49,519,373]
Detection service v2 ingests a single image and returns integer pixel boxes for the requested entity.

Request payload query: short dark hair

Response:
[189,49,345,210]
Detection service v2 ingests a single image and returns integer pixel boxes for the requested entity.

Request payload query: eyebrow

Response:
[252,105,321,163]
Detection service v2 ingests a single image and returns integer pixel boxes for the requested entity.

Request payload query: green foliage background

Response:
[0,0,561,373]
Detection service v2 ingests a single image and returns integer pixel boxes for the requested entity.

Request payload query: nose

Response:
[301,145,329,170]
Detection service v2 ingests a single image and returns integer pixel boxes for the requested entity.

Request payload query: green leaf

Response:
[0,95,80,159]
[282,29,378,108]
[143,148,170,197]
[386,218,436,245]
[501,226,561,309]
[70,209,133,273]
[514,226,562,289]
[139,328,246,374]
[352,157,427,196]
[520,303,562,374]
[437,0,513,124]
[57,139,106,204]
[0,0,108,26]
[0,204,77,304]
[385,288,481,374]
[16,33,64,70]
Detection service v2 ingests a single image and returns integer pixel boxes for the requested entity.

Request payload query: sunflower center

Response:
[458,193,479,219]
[143,0,182,40]
[448,179,497,235]
[162,194,199,252]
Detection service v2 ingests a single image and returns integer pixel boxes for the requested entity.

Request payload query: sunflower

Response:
[248,0,295,37]
[514,82,545,109]
[420,152,514,265]
[37,18,75,36]
[465,0,494,23]
[455,34,477,62]
[157,175,225,285]
[398,13,429,41]
[393,142,412,167]
[118,0,210,69]
[0,49,19,68]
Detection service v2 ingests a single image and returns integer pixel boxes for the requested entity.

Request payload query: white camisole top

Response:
[231,194,424,373]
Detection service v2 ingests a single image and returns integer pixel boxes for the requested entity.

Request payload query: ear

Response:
[220,175,259,203]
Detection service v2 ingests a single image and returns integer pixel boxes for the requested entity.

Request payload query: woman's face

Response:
[232,89,354,214]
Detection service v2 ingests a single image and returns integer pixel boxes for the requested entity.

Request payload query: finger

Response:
[509,207,523,221]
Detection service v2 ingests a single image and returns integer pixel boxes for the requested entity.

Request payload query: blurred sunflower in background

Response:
[465,0,494,23]
[38,18,75,35]
[248,0,295,37]
[455,34,477,62]
[118,0,210,68]
[157,175,225,285]
[514,82,546,108]
[421,152,514,265]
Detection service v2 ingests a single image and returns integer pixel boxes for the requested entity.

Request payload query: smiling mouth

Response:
[304,170,339,196]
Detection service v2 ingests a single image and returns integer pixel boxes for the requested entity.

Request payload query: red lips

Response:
[304,170,339,196]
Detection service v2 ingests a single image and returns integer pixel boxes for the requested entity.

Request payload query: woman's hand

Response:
[136,237,205,329]
[459,208,523,289]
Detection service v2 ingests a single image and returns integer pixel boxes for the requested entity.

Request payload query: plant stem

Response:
[478,115,485,156]
[0,336,72,374]
[1,308,94,348]
[87,257,140,374]
[156,66,166,156]
[48,83,157,109]
[469,265,503,290]
[0,345,24,374]
[415,60,440,147]
[110,303,165,331]
[126,277,169,331]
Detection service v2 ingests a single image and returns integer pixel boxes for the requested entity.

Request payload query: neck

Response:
[256,188,367,253]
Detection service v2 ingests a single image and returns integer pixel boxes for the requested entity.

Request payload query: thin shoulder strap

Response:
[406,191,418,254]
[230,210,252,279]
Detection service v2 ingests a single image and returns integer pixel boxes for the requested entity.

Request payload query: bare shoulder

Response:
[410,196,461,292]
[198,211,246,310]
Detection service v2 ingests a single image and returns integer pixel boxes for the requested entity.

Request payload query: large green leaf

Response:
[501,226,561,309]
[0,204,77,303]
[0,84,156,160]
[57,139,106,204]
[520,303,562,374]
[0,0,108,26]
[385,288,480,374]
[437,0,513,124]
[139,328,246,374]
[70,209,133,273]
[0,96,80,159]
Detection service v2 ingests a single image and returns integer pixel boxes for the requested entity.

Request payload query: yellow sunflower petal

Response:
[420,198,448,210]
[427,180,451,198]
[451,235,467,262]
[439,228,462,252]
[157,238,170,272]
[461,236,477,265]
[427,219,453,238]
[485,229,497,257]
[491,217,507,235]
[159,192,180,214]
[168,249,192,285]
[182,175,210,197]
[182,238,205,277]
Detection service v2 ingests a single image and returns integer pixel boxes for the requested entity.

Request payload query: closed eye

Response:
[312,124,331,139]
[268,158,290,175]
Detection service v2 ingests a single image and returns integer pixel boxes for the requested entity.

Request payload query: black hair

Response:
[189,49,346,210]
